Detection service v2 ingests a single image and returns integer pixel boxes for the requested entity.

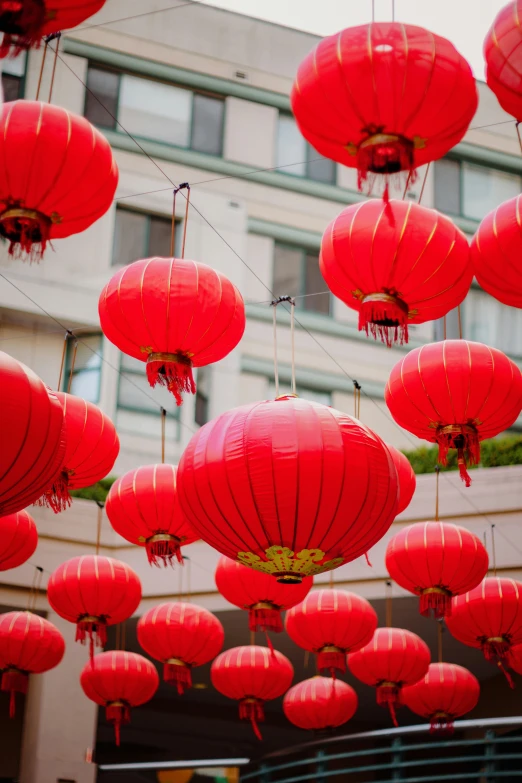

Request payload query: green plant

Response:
[70,476,116,503]
[402,435,522,475]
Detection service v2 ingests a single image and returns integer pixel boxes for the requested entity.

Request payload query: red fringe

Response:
[106,703,131,747]
[146,537,183,568]
[0,0,46,58]
[164,661,192,694]
[35,470,72,514]
[239,699,264,740]
[497,660,516,689]
[146,355,195,406]
[357,133,416,203]
[0,214,50,261]
[483,639,509,662]
[430,715,454,736]
[264,630,276,657]
[437,428,480,488]
[317,650,345,676]
[248,607,283,633]
[76,619,107,662]
[377,683,401,728]
[358,301,408,347]
[364,551,373,567]
[1,669,28,718]
[419,591,452,619]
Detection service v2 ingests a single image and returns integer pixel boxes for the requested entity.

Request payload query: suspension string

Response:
[402,171,412,199]
[290,298,296,395]
[186,556,191,602]
[161,407,167,464]
[250,630,256,646]
[353,380,361,419]
[457,304,463,339]
[437,620,443,663]
[386,580,393,628]
[95,501,104,556]
[443,315,447,341]
[435,465,440,521]
[66,339,78,393]
[178,562,183,601]
[57,330,72,391]
[304,650,310,669]
[491,524,497,577]
[35,40,49,101]
[170,189,177,257]
[27,567,39,611]
[47,33,62,103]
[418,163,431,204]
[517,123,522,156]
[181,184,191,259]
[272,302,279,398]
[329,569,334,589]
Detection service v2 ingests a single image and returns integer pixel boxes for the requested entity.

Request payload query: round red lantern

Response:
[0,351,65,516]
[0,1,106,55]
[99,258,245,406]
[348,628,431,726]
[471,195,522,308]
[402,663,480,734]
[177,396,399,583]
[320,200,472,346]
[0,610,64,716]
[137,602,224,693]
[386,521,489,618]
[0,510,38,571]
[285,589,377,675]
[80,651,158,746]
[38,392,119,513]
[215,556,313,633]
[47,555,142,655]
[292,23,477,195]
[283,677,358,731]
[385,340,522,487]
[484,1,522,120]
[106,464,198,567]
[211,645,294,739]
[386,445,416,515]
[0,100,118,261]
[445,577,522,684]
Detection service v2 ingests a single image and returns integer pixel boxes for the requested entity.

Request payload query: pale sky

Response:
[200,0,510,78]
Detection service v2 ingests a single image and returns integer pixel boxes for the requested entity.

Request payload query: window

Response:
[273,243,331,315]
[112,207,175,266]
[2,52,26,101]
[463,288,522,358]
[268,381,331,406]
[276,113,336,184]
[85,65,225,155]
[118,353,181,422]
[434,159,522,221]
[64,335,102,403]
[195,367,210,427]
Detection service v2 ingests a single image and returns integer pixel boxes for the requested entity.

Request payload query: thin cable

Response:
[57,331,71,391]
[491,524,497,577]
[437,621,443,663]
[47,33,61,103]
[74,1,198,32]
[290,299,296,395]
[386,580,393,628]
[161,407,167,464]
[170,190,177,257]
[66,339,78,393]
[418,163,431,204]
[95,502,104,555]
[443,315,447,341]
[435,465,440,521]
[457,304,463,339]
[272,303,279,398]
[35,40,49,100]
[181,185,191,258]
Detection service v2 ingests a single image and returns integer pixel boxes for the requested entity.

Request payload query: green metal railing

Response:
[241,718,522,783]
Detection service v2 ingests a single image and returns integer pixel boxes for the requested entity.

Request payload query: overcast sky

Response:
[200,0,510,78]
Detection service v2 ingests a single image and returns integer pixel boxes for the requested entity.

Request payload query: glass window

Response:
[118,353,180,415]
[191,93,224,155]
[195,367,210,427]
[112,208,174,266]
[85,67,119,129]
[269,381,331,406]
[277,114,336,183]
[273,243,331,315]
[119,74,192,147]
[463,288,522,358]
[273,244,302,298]
[2,51,26,101]
[462,163,521,221]
[306,148,337,185]
[64,335,102,403]
[434,159,460,216]
[305,251,330,315]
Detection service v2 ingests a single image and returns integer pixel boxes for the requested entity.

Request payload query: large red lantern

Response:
[215,556,313,633]
[0,1,106,56]
[0,101,118,260]
[402,663,480,734]
[47,555,142,655]
[348,628,431,726]
[106,464,198,567]
[283,677,358,731]
[0,611,64,717]
[0,351,65,516]
[39,392,119,513]
[445,577,522,684]
[211,645,294,739]
[99,258,245,405]
[386,522,489,618]
[292,23,477,195]
[178,396,399,583]
[80,651,159,746]
[484,1,522,120]
[285,589,377,675]
[386,445,416,515]
[471,195,522,308]
[320,200,472,347]
[137,602,224,693]
[0,510,38,571]
[385,340,522,487]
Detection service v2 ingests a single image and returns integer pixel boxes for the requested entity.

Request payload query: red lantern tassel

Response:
[356,132,416,204]
[146,352,196,406]
[164,660,192,694]
[35,470,72,514]
[146,534,183,568]
[377,682,401,728]
[76,618,107,661]
[430,713,454,736]
[239,698,264,740]
[358,293,409,348]
[419,588,452,619]
[1,668,28,718]
[106,702,131,747]
[0,207,51,262]
[436,425,480,488]
[317,648,345,676]
[0,0,46,58]
[249,605,283,633]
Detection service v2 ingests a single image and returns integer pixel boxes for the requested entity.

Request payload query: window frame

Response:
[63,333,103,404]
[116,354,181,433]
[112,206,179,266]
[1,51,28,101]
[273,240,332,317]
[276,111,337,185]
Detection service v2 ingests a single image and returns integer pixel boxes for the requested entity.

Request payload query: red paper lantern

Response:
[285,589,377,676]
[484,1,522,120]
[80,651,158,746]
[0,510,38,571]
[320,200,472,346]
[348,627,431,726]
[445,577,522,685]
[137,602,224,693]
[0,611,64,717]
[47,555,142,656]
[0,1,106,55]
[386,445,416,515]
[211,645,294,739]
[386,522,489,618]
[402,663,480,734]
[99,258,245,405]
[385,340,522,487]
[38,392,119,513]
[283,676,358,731]
[215,556,313,633]
[0,351,65,516]
[471,195,522,308]
[178,396,399,583]
[0,100,118,260]
[106,464,198,567]
[292,23,477,195]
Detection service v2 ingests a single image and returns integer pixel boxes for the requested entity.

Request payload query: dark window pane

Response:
[307,145,336,184]
[85,67,119,129]
[148,215,172,258]
[273,244,302,298]
[304,252,330,314]
[434,159,461,215]
[119,75,191,146]
[2,74,21,101]
[113,209,147,266]
[195,368,210,426]
[65,335,102,403]
[191,94,224,155]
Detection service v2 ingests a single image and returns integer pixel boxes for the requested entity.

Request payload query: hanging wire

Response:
[353,380,362,419]
[35,40,49,100]
[95,501,104,555]
[47,33,61,103]
[27,566,44,612]
[161,407,167,464]
[57,330,72,391]
[181,184,191,259]
[66,339,78,393]
[290,300,296,395]
[435,465,440,521]
[271,296,296,397]
[437,620,444,663]
[385,580,393,627]
[186,557,191,602]
[491,524,497,576]
[443,315,447,341]
[401,171,412,200]
[272,304,279,398]
[418,163,431,205]
[457,304,463,339]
